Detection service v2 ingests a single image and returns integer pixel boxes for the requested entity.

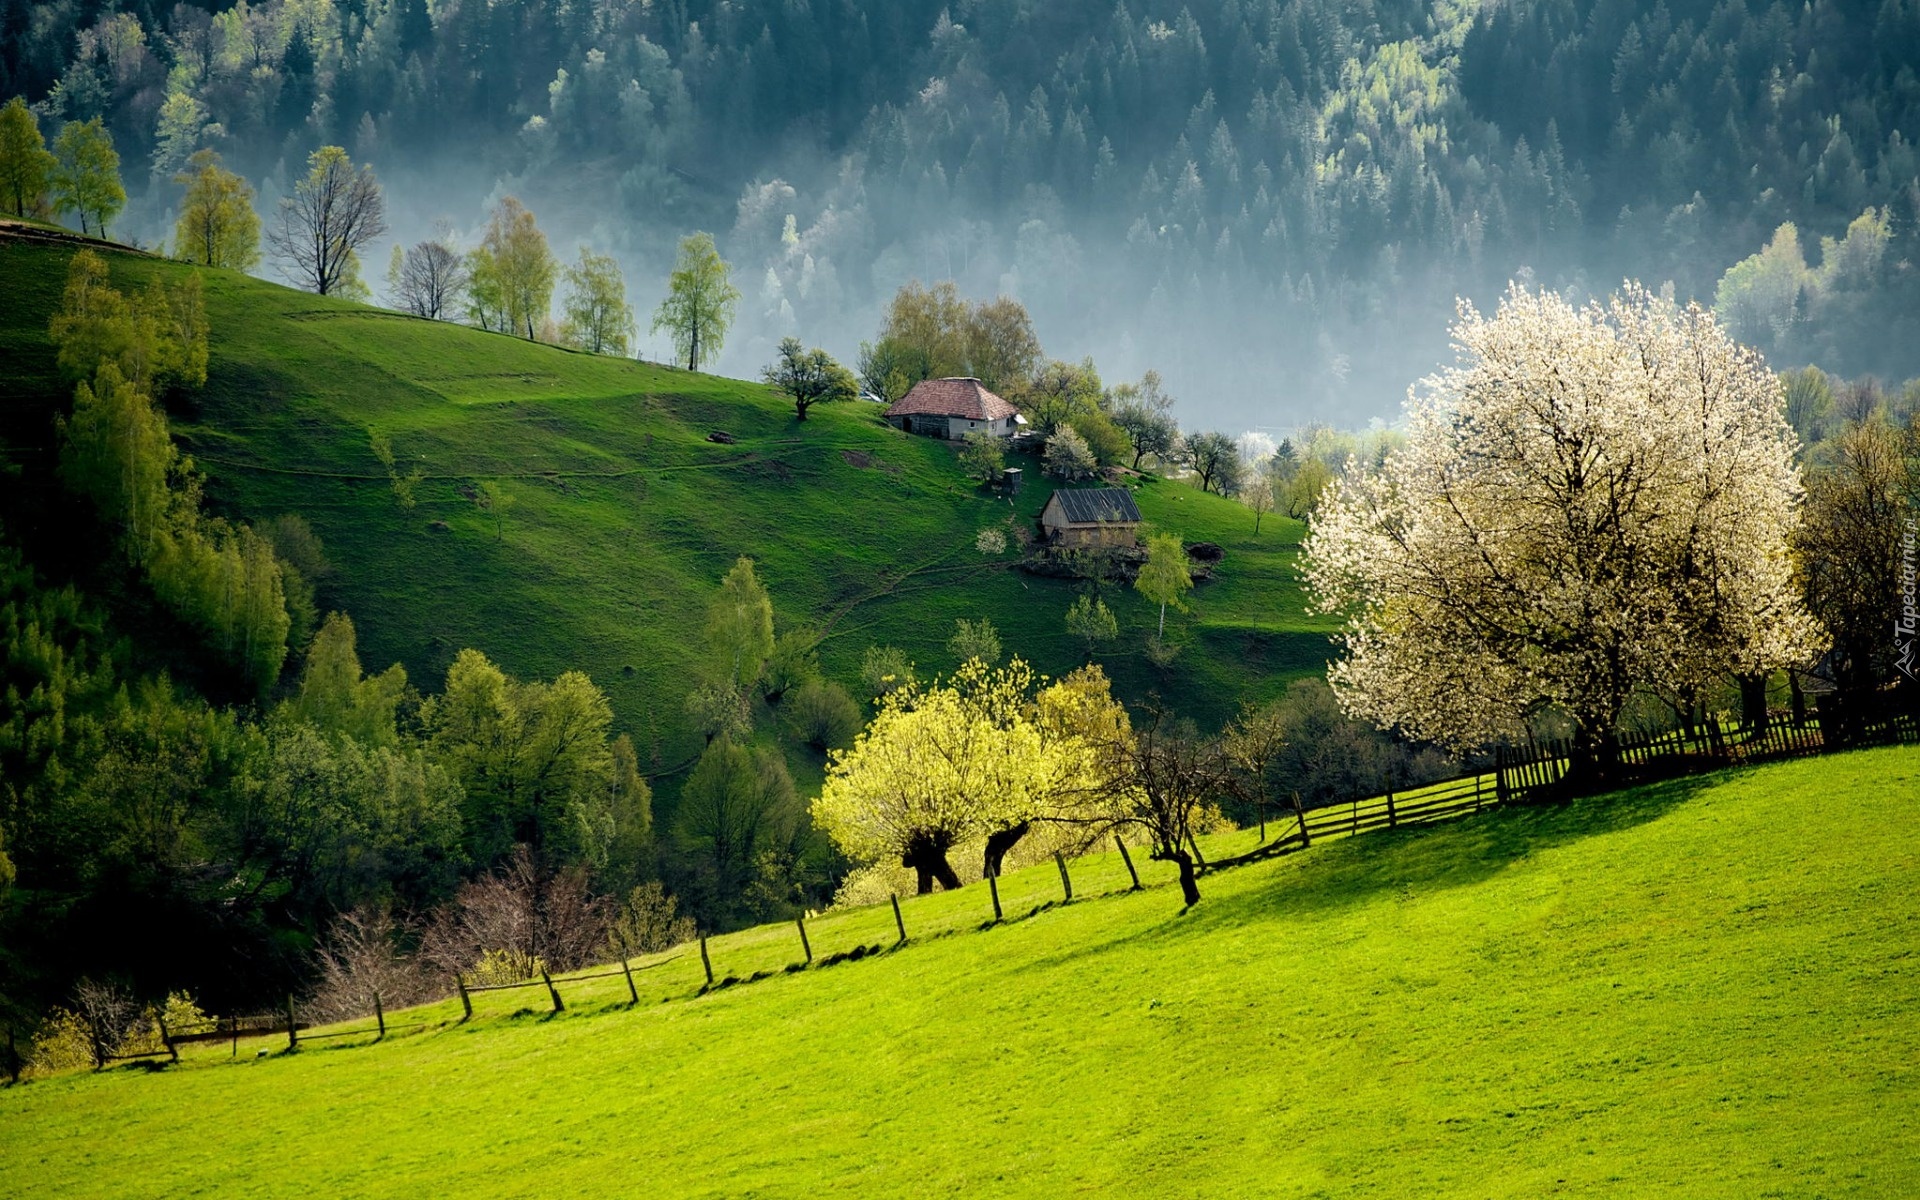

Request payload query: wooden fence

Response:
[34,704,1917,1079]
[1213,708,1918,871]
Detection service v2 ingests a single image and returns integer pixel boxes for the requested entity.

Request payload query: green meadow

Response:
[0,235,1329,795]
[3,748,1915,1198]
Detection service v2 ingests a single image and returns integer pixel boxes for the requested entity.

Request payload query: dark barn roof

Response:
[1048,488,1143,525]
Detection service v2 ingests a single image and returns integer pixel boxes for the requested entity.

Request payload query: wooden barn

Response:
[1039,488,1143,548]
[882,377,1024,440]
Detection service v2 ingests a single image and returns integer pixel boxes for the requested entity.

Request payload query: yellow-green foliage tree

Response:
[0,96,56,218]
[560,246,634,354]
[480,197,557,340]
[1134,532,1193,642]
[172,149,260,271]
[652,231,740,371]
[814,659,1125,892]
[51,251,288,691]
[50,117,124,238]
[425,649,635,870]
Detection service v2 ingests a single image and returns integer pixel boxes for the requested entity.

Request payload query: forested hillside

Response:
[5,0,1918,421]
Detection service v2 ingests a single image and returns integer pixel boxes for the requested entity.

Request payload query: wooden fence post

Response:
[1115,835,1142,891]
[229,1015,237,1058]
[890,894,907,944]
[1292,792,1310,848]
[285,995,298,1052]
[541,968,565,1014]
[1186,831,1207,870]
[1385,782,1397,828]
[1054,852,1073,902]
[373,992,385,1041]
[987,867,1003,922]
[795,915,813,964]
[159,1013,177,1063]
[456,974,473,1023]
[699,936,715,990]
[1257,799,1266,843]
[621,957,639,1006]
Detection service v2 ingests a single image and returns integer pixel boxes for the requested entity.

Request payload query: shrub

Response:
[762,628,821,702]
[958,431,1005,481]
[947,618,1003,666]
[782,678,863,752]
[1044,426,1096,480]
[859,645,917,701]
[607,881,698,956]
[26,1008,94,1078]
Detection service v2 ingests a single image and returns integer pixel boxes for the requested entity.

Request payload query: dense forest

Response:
[4,0,1919,423]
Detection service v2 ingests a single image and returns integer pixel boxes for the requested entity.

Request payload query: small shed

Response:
[882,378,1023,440]
[1039,488,1143,548]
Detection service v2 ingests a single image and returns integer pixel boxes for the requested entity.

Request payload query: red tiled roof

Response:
[883,377,1020,422]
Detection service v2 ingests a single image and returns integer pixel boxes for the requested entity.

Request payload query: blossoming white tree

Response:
[1303,283,1816,780]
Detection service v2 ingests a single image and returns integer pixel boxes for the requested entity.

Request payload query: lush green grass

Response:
[4,748,1915,1197]
[0,237,1330,787]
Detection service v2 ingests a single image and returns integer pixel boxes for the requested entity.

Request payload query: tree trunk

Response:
[1788,669,1806,727]
[1738,672,1769,732]
[982,821,1030,879]
[1171,849,1200,907]
[902,836,960,895]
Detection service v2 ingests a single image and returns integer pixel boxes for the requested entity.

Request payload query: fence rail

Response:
[38,704,1915,1083]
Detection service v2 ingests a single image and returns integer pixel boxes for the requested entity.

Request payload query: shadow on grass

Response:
[1028,773,1716,971]
[1205,773,1713,926]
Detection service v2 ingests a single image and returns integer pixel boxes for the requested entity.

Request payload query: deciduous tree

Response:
[1065,594,1118,659]
[762,336,856,421]
[50,118,124,238]
[1305,284,1817,780]
[268,146,387,297]
[480,197,557,340]
[172,149,259,270]
[1183,430,1242,494]
[652,232,739,371]
[561,246,634,354]
[1135,532,1193,642]
[0,96,55,217]
[1795,415,1917,726]
[388,238,467,320]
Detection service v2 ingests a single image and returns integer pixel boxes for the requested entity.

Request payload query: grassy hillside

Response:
[0,235,1329,783]
[3,748,1915,1197]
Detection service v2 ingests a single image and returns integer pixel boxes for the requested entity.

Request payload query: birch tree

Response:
[652,232,739,371]
[1304,283,1816,781]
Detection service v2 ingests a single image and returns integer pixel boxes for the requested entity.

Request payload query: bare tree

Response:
[1103,705,1237,908]
[268,146,387,297]
[421,848,611,978]
[71,978,140,1068]
[311,906,437,1021]
[390,239,467,320]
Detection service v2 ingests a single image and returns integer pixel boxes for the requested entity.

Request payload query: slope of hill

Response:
[0,235,1329,782]
[2,748,1914,1197]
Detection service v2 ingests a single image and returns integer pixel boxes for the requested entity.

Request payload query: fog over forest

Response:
[8,0,1920,428]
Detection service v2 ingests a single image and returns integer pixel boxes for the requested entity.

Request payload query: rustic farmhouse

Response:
[882,377,1023,439]
[1039,488,1144,548]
